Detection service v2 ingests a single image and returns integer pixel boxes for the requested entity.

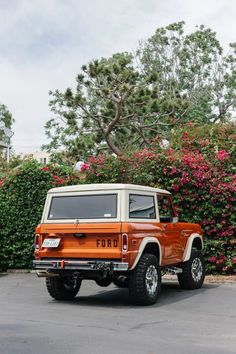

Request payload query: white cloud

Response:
[0,0,235,153]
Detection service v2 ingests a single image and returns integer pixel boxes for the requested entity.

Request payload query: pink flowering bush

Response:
[84,124,236,274]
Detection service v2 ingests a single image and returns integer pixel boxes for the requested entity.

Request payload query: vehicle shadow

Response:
[57,280,219,309]
[0,273,8,277]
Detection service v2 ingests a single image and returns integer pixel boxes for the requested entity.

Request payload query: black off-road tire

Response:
[178,250,205,290]
[129,253,161,306]
[95,278,112,287]
[46,276,81,300]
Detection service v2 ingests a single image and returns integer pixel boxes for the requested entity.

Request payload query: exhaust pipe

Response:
[36,271,59,278]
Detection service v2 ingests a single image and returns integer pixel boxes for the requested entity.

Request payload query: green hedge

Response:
[0,161,79,271]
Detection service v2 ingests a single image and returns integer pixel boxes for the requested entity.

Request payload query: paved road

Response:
[0,273,236,354]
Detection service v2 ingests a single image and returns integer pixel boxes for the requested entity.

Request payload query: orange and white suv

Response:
[33,183,205,305]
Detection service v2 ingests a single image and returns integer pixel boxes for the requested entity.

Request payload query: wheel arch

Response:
[182,233,203,262]
[130,237,162,270]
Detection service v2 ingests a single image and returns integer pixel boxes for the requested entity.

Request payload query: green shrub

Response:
[0,160,79,271]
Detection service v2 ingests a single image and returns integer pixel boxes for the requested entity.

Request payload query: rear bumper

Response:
[33,259,129,272]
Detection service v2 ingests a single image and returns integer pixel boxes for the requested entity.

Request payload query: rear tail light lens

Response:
[35,234,40,250]
[122,233,128,253]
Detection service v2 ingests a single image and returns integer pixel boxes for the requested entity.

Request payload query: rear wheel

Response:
[178,250,205,290]
[46,276,81,300]
[129,253,161,305]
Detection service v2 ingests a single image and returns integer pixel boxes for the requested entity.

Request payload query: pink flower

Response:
[81,163,89,171]
[222,266,231,272]
[208,256,216,263]
[216,150,229,161]
[172,184,179,192]
[181,131,189,140]
[232,258,236,265]
[88,156,96,164]
[186,122,194,127]
[163,168,167,174]
[216,258,225,265]
[0,179,4,186]
[170,167,177,176]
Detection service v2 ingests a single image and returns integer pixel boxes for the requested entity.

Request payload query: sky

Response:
[0,0,236,154]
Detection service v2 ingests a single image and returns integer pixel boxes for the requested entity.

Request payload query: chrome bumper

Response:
[33,259,129,272]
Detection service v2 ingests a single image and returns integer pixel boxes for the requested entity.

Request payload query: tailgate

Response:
[39,223,122,259]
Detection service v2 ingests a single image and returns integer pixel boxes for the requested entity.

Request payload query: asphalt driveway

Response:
[0,273,235,354]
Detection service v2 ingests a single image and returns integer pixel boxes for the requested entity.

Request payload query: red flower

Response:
[216,150,229,161]
[208,256,216,263]
[88,156,96,164]
[40,167,50,171]
[0,179,4,186]
[52,175,63,184]
[172,184,179,192]
[181,131,189,140]
[81,163,89,171]
[216,258,225,265]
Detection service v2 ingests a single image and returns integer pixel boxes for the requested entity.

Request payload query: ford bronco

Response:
[33,183,205,305]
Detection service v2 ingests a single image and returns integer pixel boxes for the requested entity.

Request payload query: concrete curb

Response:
[163,274,236,283]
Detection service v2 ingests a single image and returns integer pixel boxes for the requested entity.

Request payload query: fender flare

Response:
[130,237,162,270]
[182,233,204,262]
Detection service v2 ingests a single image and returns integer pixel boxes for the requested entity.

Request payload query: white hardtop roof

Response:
[48,183,171,195]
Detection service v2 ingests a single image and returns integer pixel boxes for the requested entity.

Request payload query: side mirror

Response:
[173,216,179,223]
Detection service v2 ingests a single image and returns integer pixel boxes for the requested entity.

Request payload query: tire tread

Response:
[178,250,205,290]
[46,277,81,300]
[129,253,161,305]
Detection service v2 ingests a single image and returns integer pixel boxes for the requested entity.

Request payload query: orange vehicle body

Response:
[34,221,201,268]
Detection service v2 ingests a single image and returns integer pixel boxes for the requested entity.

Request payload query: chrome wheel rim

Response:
[145,265,158,296]
[191,258,203,282]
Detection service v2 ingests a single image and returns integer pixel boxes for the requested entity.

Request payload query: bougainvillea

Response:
[83,124,236,274]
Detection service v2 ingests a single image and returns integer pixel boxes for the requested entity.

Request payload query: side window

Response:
[157,194,173,222]
[129,194,156,219]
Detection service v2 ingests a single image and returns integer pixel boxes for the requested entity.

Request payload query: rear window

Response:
[48,194,117,220]
[129,194,156,219]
